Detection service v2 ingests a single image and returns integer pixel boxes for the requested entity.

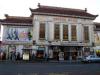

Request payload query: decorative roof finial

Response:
[5,14,9,18]
[38,3,40,7]
[85,8,87,12]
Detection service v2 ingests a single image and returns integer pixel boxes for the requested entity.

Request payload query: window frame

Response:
[54,23,60,40]
[83,26,89,42]
[39,22,45,40]
[63,24,69,41]
[71,25,77,41]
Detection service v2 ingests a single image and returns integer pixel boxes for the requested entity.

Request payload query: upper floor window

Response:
[71,25,77,41]
[84,26,89,42]
[63,24,68,41]
[54,24,60,40]
[39,23,45,40]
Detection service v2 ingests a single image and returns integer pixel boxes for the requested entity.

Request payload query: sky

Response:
[0,0,100,22]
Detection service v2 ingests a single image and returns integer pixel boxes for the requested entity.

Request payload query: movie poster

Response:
[4,27,32,42]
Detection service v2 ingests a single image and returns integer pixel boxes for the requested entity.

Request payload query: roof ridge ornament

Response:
[85,8,87,12]
[38,3,40,7]
[5,14,9,18]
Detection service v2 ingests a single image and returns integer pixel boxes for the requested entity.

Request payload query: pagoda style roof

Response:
[0,14,32,26]
[30,4,98,20]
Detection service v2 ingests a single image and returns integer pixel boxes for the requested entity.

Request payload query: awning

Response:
[38,47,45,50]
[22,49,33,50]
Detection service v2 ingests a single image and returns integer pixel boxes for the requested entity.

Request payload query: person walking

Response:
[0,51,4,60]
[45,53,48,61]
[16,52,20,60]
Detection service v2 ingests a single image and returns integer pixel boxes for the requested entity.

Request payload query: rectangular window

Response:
[63,25,68,41]
[71,25,77,41]
[39,23,45,40]
[84,26,89,42]
[54,24,60,40]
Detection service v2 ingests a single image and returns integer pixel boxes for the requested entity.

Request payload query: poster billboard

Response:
[4,27,32,42]
[94,32,100,45]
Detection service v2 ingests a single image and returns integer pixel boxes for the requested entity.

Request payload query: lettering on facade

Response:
[37,16,47,21]
[53,17,66,22]
[61,42,85,46]
[68,18,78,23]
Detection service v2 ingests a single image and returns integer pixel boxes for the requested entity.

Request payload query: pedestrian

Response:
[16,52,20,60]
[45,53,48,61]
[0,51,4,60]
[12,52,16,61]
[2,52,6,60]
[10,51,13,60]
[57,52,59,61]
[32,53,35,61]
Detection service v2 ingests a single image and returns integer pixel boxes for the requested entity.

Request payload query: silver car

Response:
[82,55,100,63]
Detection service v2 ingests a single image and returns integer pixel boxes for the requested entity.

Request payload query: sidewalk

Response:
[0,60,82,64]
[48,60,81,64]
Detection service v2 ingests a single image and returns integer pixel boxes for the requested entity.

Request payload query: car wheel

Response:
[88,60,91,63]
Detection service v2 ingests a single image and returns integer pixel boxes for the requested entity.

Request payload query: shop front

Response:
[36,46,45,59]
[1,26,33,61]
[8,45,16,60]
[22,49,32,60]
[49,46,83,61]
[83,47,91,57]
[1,43,33,61]
[96,50,100,57]
[22,44,33,60]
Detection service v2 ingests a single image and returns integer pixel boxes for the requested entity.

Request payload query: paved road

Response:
[0,62,100,75]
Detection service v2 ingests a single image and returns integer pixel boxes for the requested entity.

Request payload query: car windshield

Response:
[90,55,95,58]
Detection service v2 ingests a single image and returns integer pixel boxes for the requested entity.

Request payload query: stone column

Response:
[33,19,39,43]
[60,23,63,42]
[45,21,49,55]
[68,24,71,41]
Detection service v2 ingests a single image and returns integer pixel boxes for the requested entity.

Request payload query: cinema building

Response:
[31,4,98,61]
[0,4,98,61]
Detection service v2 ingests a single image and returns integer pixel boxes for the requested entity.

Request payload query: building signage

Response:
[37,15,46,21]
[38,47,45,50]
[68,18,78,23]
[51,41,85,46]
[53,17,66,22]
[96,50,100,53]
[51,41,61,45]
[61,42,85,46]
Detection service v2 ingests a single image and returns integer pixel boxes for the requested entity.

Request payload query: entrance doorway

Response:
[64,51,77,60]
[8,45,16,60]
[50,46,82,61]
[53,51,59,60]
[36,47,45,59]
[63,47,79,60]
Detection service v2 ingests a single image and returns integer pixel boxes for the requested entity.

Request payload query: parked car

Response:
[81,55,100,63]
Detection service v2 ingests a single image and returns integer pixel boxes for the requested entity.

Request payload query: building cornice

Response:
[32,12,97,20]
[1,22,33,26]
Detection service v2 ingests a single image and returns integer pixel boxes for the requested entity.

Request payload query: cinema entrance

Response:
[49,46,83,61]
